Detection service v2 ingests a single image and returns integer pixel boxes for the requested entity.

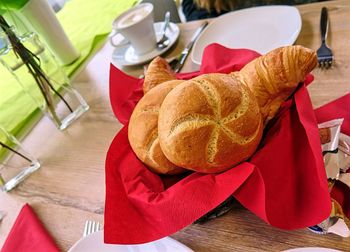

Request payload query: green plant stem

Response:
[0,141,32,163]
[27,64,62,123]
[0,16,74,125]
[24,49,74,113]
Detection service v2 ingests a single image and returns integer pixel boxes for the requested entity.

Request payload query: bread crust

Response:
[235,45,317,124]
[128,80,185,174]
[130,46,317,174]
[158,74,263,173]
[143,57,176,94]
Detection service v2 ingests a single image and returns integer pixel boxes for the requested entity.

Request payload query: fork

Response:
[317,7,333,68]
[83,220,102,237]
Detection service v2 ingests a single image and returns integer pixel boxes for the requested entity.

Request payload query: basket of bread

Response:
[104,44,331,244]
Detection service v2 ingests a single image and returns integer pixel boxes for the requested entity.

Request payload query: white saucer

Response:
[68,231,194,252]
[111,22,180,67]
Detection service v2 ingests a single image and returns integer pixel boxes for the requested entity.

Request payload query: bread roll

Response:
[234,45,317,124]
[158,74,263,173]
[143,56,177,94]
[128,80,186,174]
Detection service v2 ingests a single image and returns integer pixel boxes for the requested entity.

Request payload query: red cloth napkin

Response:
[105,44,331,244]
[315,93,350,219]
[1,204,60,252]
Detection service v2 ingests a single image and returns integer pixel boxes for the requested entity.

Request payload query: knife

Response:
[173,21,208,73]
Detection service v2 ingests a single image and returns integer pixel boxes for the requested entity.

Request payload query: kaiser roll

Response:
[128,79,186,174]
[158,74,263,173]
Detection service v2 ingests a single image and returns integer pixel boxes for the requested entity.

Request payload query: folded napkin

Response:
[315,93,350,219]
[105,44,331,244]
[1,204,60,252]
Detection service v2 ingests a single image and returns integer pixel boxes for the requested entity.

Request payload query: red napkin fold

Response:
[105,44,331,244]
[315,93,350,219]
[1,204,60,252]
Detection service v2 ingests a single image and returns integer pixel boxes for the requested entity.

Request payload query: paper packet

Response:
[338,133,350,173]
[318,118,344,180]
[308,119,350,237]
[309,198,350,237]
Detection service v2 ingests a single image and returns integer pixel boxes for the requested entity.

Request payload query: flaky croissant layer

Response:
[235,45,317,124]
[143,57,177,94]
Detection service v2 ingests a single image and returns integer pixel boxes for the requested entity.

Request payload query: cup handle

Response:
[109,29,130,47]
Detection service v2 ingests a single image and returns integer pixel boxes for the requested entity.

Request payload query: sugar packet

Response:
[308,119,350,237]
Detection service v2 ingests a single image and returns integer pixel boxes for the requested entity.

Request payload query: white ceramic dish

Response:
[191,5,302,65]
[68,231,194,252]
[283,247,342,252]
[111,22,180,66]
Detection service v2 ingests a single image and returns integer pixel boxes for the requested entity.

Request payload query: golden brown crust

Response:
[158,73,263,173]
[128,80,186,174]
[143,57,177,94]
[235,45,317,125]
[132,45,316,175]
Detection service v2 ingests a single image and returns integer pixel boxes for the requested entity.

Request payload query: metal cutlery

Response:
[171,21,208,73]
[317,7,333,68]
[83,220,102,237]
[139,21,208,78]
[157,12,171,49]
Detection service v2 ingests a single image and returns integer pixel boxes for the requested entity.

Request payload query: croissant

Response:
[128,79,186,174]
[234,45,317,124]
[143,56,177,94]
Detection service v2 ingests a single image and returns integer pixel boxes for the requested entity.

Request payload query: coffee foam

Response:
[118,5,152,28]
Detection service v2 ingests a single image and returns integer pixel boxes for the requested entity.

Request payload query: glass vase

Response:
[0,27,89,130]
[0,125,40,192]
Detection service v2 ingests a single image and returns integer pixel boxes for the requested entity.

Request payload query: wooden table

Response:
[1,0,350,251]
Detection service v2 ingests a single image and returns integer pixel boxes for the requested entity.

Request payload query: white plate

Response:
[111,22,180,66]
[68,231,194,252]
[191,5,302,65]
[283,248,342,252]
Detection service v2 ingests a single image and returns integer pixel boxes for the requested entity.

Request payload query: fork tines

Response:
[317,53,333,68]
[317,44,333,69]
[83,220,102,237]
[317,7,333,69]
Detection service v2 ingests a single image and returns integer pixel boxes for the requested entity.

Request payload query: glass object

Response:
[0,26,89,130]
[0,125,40,191]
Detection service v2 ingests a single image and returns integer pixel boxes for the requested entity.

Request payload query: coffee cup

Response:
[109,3,157,55]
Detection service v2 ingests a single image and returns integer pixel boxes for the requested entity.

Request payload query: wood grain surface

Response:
[1,1,350,251]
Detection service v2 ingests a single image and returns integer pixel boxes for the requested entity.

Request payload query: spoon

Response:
[157,12,171,49]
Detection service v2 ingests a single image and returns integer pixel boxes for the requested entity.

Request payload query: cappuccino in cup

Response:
[110,3,156,55]
[118,4,152,28]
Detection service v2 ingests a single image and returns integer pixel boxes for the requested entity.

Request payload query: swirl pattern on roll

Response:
[158,74,263,173]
